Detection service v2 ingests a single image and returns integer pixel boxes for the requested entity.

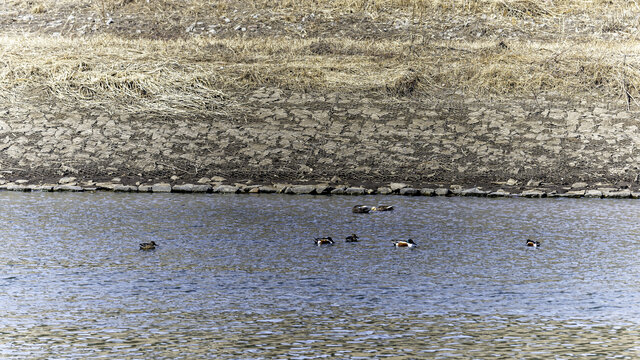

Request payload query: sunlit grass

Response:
[3,0,640,115]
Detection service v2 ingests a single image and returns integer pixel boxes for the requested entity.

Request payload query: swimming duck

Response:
[314,237,334,246]
[393,239,416,248]
[345,234,359,242]
[139,241,157,250]
[372,205,394,212]
[352,205,371,214]
[526,239,541,247]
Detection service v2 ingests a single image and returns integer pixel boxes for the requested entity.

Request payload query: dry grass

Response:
[4,0,640,115]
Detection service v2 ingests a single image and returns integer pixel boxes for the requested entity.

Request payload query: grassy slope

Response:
[3,0,640,117]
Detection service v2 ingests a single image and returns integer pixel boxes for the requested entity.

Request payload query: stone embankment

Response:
[0,177,638,199]
[2,87,640,195]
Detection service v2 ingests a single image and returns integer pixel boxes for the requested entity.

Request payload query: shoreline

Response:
[1,178,638,199]
[2,90,640,193]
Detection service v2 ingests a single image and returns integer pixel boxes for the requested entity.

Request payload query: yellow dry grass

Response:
[3,0,640,116]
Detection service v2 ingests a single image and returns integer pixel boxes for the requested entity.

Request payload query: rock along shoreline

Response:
[1,177,638,199]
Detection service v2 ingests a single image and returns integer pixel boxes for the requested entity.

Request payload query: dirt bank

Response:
[3,1,640,193]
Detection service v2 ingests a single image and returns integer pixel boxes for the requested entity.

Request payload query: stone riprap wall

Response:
[1,88,640,196]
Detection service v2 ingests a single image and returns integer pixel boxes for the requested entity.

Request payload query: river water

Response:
[2,192,640,358]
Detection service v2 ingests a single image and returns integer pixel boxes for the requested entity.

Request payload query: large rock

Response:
[389,183,408,191]
[214,185,239,193]
[399,187,420,196]
[58,176,77,184]
[420,188,435,196]
[344,187,366,195]
[584,190,603,198]
[521,190,545,198]
[258,185,277,193]
[152,183,172,193]
[460,187,487,197]
[192,184,212,193]
[313,184,333,195]
[287,185,316,195]
[6,183,29,191]
[488,189,511,197]
[603,189,631,198]
[53,185,84,192]
[113,184,137,192]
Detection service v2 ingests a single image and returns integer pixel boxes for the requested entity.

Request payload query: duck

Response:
[345,234,359,242]
[352,205,371,214]
[526,239,541,247]
[372,205,394,212]
[314,237,334,246]
[139,241,157,250]
[393,239,416,248]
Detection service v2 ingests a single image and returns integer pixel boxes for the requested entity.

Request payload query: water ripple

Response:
[1,193,640,357]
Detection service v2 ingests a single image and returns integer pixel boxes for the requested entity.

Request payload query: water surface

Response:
[1,192,640,358]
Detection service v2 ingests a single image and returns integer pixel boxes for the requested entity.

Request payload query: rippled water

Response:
[2,192,640,358]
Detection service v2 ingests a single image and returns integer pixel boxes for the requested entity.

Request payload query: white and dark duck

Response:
[392,239,417,248]
[352,205,372,214]
[314,236,335,246]
[526,239,541,247]
[372,205,394,212]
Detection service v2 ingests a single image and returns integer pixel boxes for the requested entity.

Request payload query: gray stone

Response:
[603,190,631,198]
[113,184,137,192]
[214,185,239,194]
[273,184,289,193]
[314,184,333,195]
[58,176,76,184]
[571,182,588,189]
[288,185,316,195]
[172,184,195,193]
[345,187,366,195]
[138,185,153,192]
[564,190,585,198]
[460,187,487,197]
[192,184,212,193]
[6,184,29,191]
[197,177,211,184]
[488,189,511,197]
[15,179,29,185]
[526,179,541,187]
[53,185,84,192]
[521,190,545,198]
[420,188,435,196]
[584,190,603,198]
[331,187,347,195]
[377,187,393,195]
[152,183,172,193]
[399,188,420,196]
[506,178,518,186]
[389,183,409,191]
[95,182,116,190]
[435,188,450,196]
[258,185,278,193]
